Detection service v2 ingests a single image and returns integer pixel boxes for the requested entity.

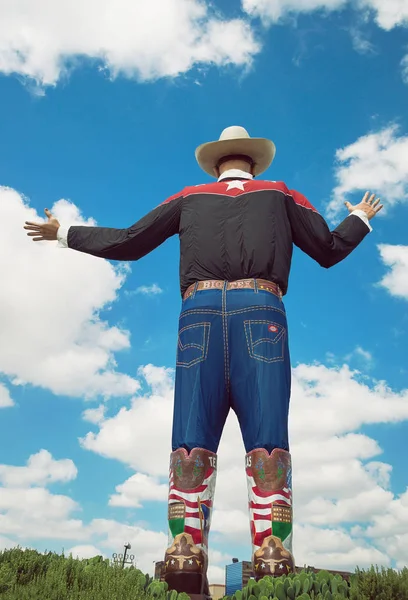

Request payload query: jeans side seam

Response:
[222,283,230,391]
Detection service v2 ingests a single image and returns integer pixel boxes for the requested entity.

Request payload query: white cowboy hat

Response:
[195,125,276,177]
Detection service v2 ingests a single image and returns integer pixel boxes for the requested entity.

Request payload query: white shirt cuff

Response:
[350,209,372,232]
[57,225,70,248]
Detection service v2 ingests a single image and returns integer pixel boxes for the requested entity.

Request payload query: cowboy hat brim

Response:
[195,137,276,177]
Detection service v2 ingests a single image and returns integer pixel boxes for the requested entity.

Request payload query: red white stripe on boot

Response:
[246,448,295,579]
[164,448,217,597]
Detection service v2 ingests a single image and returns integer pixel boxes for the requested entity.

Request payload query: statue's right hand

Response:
[24,208,61,241]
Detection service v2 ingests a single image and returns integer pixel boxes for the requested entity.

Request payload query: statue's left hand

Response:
[345,191,383,220]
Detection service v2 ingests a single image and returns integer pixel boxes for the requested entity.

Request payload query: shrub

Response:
[222,566,408,600]
[0,547,189,600]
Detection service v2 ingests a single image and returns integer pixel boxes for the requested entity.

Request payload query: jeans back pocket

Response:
[177,322,211,368]
[244,320,286,363]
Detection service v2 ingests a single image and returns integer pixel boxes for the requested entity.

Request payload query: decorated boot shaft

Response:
[164,448,217,598]
[246,448,295,579]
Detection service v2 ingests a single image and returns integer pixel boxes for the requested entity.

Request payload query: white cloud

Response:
[290,363,408,438]
[242,0,347,23]
[0,449,168,575]
[0,452,83,542]
[207,566,226,585]
[0,535,19,550]
[327,125,408,219]
[109,473,168,508]
[0,487,85,540]
[1,0,406,92]
[0,186,140,399]
[207,550,233,583]
[344,346,373,366]
[0,383,14,408]
[299,487,394,526]
[0,455,168,573]
[128,284,163,296]
[67,544,105,559]
[0,0,259,86]
[241,0,408,30]
[401,54,408,84]
[212,509,249,537]
[82,404,106,425]
[294,524,390,571]
[361,0,408,30]
[365,489,408,538]
[378,244,408,300]
[80,365,175,476]
[354,346,373,362]
[382,531,408,570]
[365,462,393,489]
[89,518,168,573]
[0,450,77,488]
[349,27,376,55]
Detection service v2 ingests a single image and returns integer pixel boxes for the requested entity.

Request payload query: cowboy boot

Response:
[246,448,295,580]
[164,448,217,599]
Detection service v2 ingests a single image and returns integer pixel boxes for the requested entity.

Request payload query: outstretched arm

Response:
[286,190,383,268]
[24,191,184,261]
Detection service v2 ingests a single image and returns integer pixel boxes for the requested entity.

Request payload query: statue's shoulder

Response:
[250,180,290,193]
[183,181,224,195]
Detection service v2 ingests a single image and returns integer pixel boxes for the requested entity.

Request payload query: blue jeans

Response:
[172,281,291,454]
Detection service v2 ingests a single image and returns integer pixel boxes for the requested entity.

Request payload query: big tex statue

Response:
[25,127,383,599]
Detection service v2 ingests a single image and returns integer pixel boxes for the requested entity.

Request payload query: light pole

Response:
[112,542,135,569]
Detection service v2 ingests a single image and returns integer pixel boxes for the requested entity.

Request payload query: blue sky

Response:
[0,0,408,584]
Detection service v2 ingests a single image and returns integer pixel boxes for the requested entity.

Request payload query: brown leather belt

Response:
[183,279,282,301]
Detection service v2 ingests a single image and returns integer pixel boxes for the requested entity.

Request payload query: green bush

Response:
[222,566,408,600]
[1,548,407,600]
[349,566,408,600]
[0,547,190,600]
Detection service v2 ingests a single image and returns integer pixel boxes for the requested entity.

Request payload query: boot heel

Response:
[165,571,204,594]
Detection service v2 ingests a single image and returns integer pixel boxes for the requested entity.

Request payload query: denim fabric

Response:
[172,281,291,454]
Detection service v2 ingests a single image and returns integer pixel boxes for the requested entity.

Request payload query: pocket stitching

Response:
[176,322,211,368]
[244,320,286,363]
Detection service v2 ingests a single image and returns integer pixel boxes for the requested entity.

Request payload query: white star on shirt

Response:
[279,563,284,570]
[225,180,248,191]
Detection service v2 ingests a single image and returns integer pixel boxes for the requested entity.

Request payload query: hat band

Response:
[216,154,254,168]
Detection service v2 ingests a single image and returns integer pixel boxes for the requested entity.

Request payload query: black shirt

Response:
[66,178,370,297]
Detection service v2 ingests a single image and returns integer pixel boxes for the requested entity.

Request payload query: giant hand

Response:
[345,191,383,220]
[24,209,60,241]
